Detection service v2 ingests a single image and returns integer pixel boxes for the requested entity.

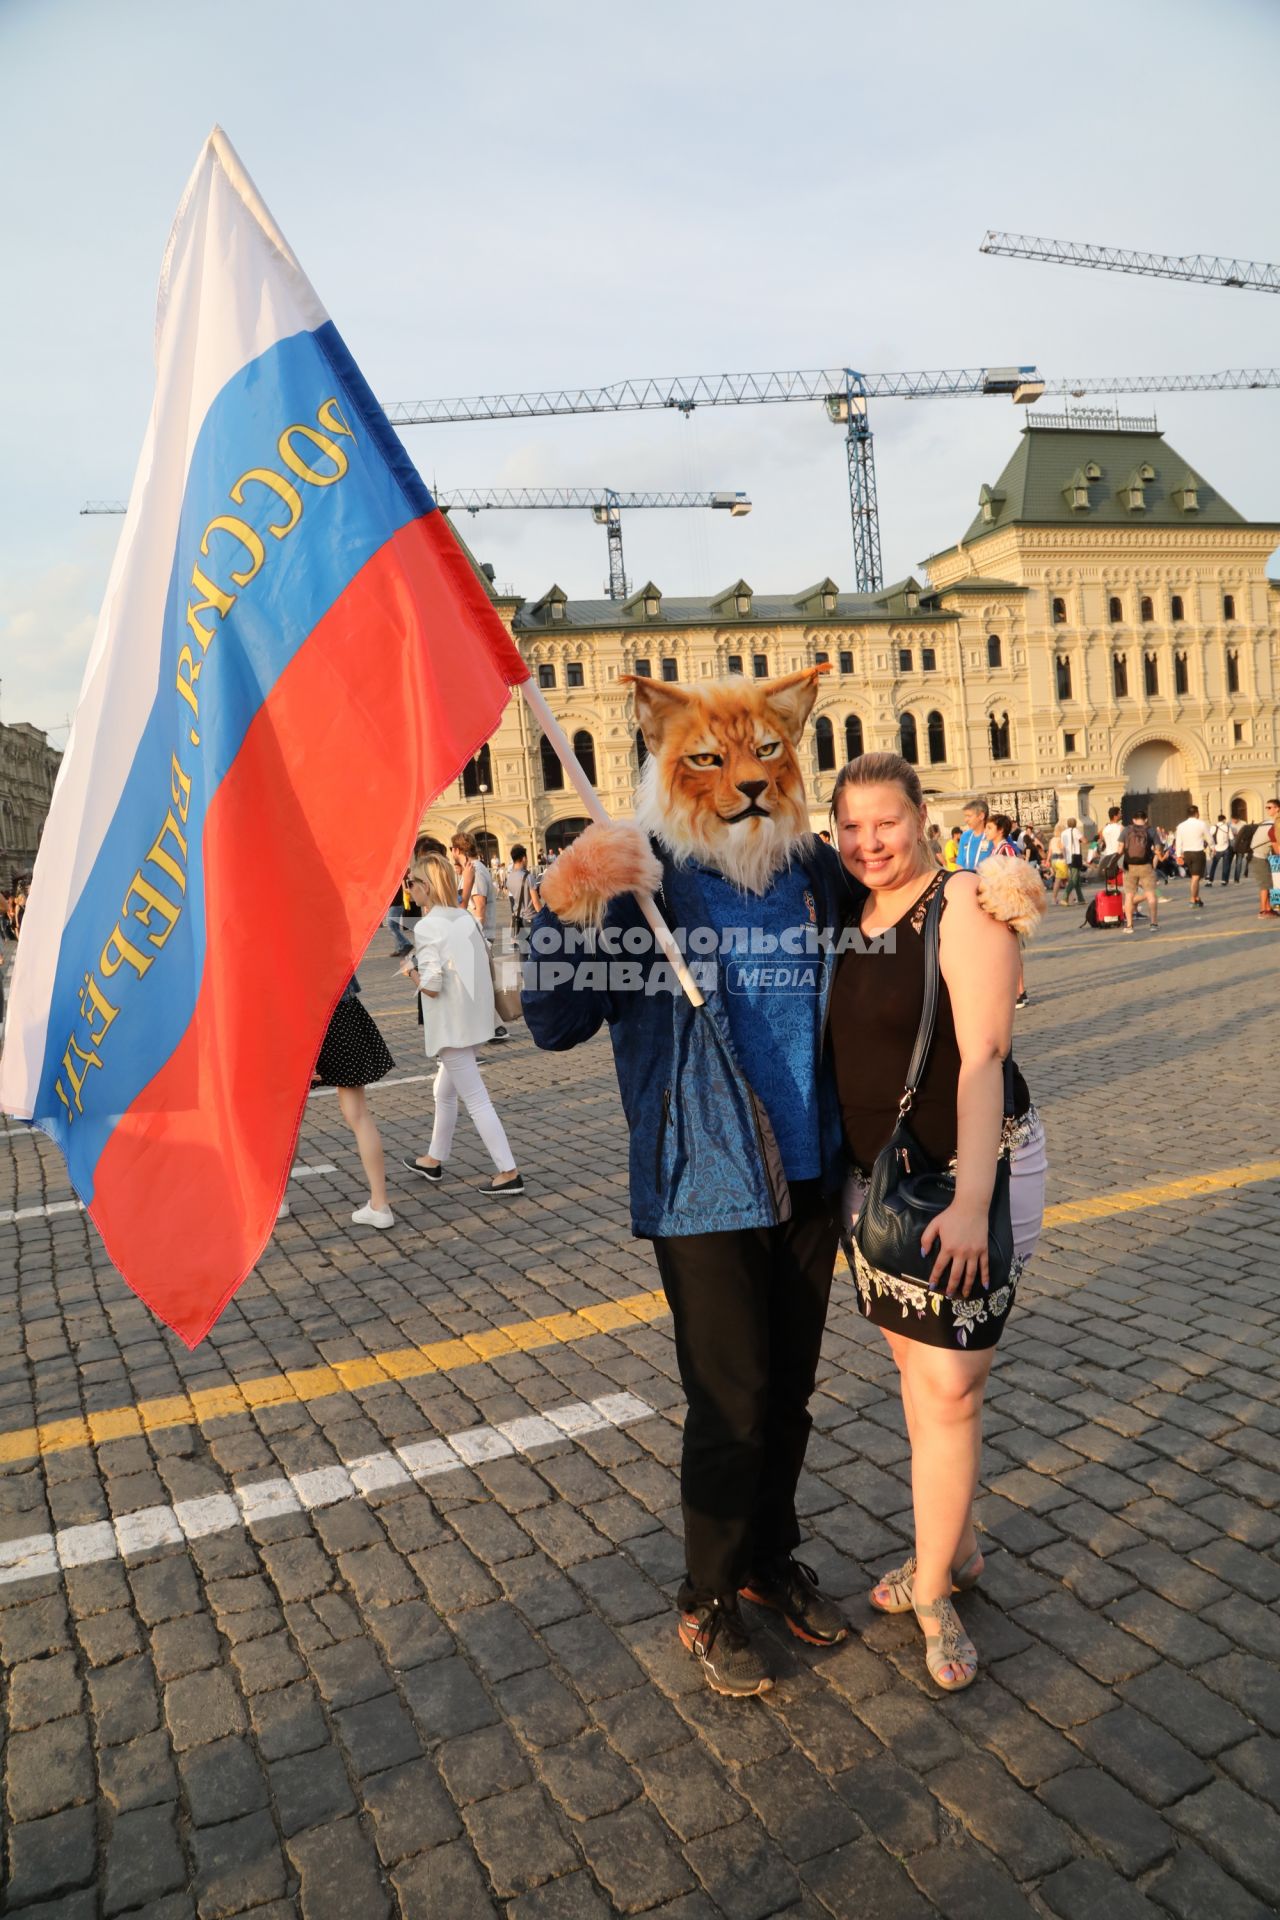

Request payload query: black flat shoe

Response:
[481,1174,525,1196]
[401,1156,443,1182]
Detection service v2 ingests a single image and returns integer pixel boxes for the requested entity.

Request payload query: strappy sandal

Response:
[868,1546,984,1615]
[913,1593,978,1691]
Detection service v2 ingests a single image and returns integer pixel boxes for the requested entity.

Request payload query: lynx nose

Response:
[737,779,767,801]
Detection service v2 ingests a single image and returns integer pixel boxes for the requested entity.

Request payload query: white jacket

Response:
[413,907,495,1056]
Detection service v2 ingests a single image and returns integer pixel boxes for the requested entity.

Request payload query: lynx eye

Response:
[686,751,723,769]
[756,740,782,759]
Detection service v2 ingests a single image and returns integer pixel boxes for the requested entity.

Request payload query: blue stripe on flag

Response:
[39,322,426,1196]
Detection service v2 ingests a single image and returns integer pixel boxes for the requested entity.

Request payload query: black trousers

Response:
[652,1180,840,1610]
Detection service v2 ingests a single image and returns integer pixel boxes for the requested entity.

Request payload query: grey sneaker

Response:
[740,1556,849,1646]
[678,1598,774,1696]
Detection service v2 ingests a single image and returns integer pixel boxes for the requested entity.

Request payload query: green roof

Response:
[948,421,1255,550]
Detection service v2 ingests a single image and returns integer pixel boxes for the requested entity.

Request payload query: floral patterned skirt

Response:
[843,1109,1047,1350]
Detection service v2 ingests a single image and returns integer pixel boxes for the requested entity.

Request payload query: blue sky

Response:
[3,0,1277,736]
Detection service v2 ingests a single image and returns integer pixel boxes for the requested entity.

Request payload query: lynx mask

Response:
[625,667,827,895]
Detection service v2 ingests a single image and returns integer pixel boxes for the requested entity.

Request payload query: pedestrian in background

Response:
[1206,815,1232,886]
[452,829,509,1042]
[303,976,397,1230]
[1252,799,1280,917]
[954,799,993,870]
[401,852,523,1195]
[1174,806,1210,909]
[1059,817,1086,906]
[1122,809,1160,932]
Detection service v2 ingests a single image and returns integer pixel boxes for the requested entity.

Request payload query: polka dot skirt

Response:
[313,996,395,1088]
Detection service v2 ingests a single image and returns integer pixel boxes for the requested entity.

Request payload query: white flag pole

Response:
[519,679,705,1008]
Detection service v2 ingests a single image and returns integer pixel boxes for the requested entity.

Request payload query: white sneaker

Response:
[276,1199,290,1221]
[351,1204,394,1230]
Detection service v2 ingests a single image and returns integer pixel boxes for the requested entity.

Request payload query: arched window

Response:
[1223,592,1236,621]
[572,730,597,786]
[1140,596,1154,624]
[899,712,919,764]
[1171,594,1184,622]
[540,734,564,793]
[814,716,836,773]
[1051,597,1067,625]
[1108,596,1123,624]
[986,635,1002,668]
[1055,655,1072,701]
[926,711,946,765]
[844,714,864,760]
[989,711,1011,761]
[461,742,492,799]
[635,728,648,770]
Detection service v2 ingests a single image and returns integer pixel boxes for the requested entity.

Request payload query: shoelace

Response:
[694,1599,749,1658]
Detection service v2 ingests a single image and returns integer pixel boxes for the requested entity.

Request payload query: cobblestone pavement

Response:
[1,878,1279,1919]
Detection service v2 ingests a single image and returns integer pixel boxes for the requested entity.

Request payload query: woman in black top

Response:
[830,752,1047,1691]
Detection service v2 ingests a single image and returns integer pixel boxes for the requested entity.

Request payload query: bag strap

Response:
[898,878,947,1117]
[897,874,1016,1122]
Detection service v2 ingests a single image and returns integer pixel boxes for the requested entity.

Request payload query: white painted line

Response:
[0,1199,85,1226]
[0,1163,340,1228]
[115,1507,184,1556]
[0,1392,655,1591]
[174,1495,241,1539]
[449,1427,515,1466]
[290,1465,355,1508]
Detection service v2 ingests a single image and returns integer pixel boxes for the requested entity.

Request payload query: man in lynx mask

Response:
[523,667,858,1695]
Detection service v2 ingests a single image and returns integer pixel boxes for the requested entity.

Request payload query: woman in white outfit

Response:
[401,853,523,1196]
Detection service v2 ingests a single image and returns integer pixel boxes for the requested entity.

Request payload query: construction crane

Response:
[382,367,1044,595]
[82,488,753,604]
[1041,369,1280,398]
[980,232,1280,294]
[439,487,750,600]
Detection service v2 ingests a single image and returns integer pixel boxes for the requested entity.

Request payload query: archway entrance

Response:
[1121,739,1191,832]
[544,816,592,857]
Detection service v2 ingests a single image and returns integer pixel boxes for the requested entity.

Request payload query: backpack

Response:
[1123,823,1154,865]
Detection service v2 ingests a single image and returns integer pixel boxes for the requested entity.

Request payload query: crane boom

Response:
[381,366,1041,425]
[438,487,750,511]
[981,232,1280,294]
[1042,369,1280,397]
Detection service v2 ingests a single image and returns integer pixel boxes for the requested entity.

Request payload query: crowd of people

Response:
[935,796,1280,923]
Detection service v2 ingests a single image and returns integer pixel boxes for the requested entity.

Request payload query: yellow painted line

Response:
[1041,1159,1280,1229]
[2,1160,1275,1473]
[0,1289,672,1468]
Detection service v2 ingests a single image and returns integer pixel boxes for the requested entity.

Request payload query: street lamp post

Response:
[478,782,491,864]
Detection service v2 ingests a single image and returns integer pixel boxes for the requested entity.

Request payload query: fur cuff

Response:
[539,823,664,927]
[976,857,1047,939]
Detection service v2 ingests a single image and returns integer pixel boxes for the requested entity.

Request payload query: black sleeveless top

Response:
[830,872,1030,1172]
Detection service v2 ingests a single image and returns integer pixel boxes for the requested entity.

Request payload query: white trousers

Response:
[428,1045,515,1171]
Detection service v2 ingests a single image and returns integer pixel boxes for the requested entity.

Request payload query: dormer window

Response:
[1084,461,1101,481]
[1064,469,1090,512]
[551,598,565,620]
[735,590,751,617]
[645,592,660,620]
[1173,478,1199,513]
[978,484,1006,524]
[903,585,920,611]
[822,589,837,614]
[1122,470,1147,512]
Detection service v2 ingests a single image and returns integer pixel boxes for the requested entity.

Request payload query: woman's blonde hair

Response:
[410,851,458,910]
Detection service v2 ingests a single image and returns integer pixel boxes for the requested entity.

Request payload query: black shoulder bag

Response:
[853,880,1015,1289]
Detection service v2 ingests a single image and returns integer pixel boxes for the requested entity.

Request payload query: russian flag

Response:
[0,128,528,1346]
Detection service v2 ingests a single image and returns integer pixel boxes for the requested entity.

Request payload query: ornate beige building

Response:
[0,720,61,884]
[420,412,1280,855]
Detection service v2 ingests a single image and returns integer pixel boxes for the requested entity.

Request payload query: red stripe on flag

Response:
[90,511,524,1345]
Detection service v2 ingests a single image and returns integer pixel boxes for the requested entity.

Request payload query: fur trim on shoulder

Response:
[539,823,664,927]
[975,857,1047,939]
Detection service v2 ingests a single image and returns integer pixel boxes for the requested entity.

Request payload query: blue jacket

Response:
[522,838,859,1238]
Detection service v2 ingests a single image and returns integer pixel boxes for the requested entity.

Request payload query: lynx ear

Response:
[760,665,830,745]
[622,673,696,753]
